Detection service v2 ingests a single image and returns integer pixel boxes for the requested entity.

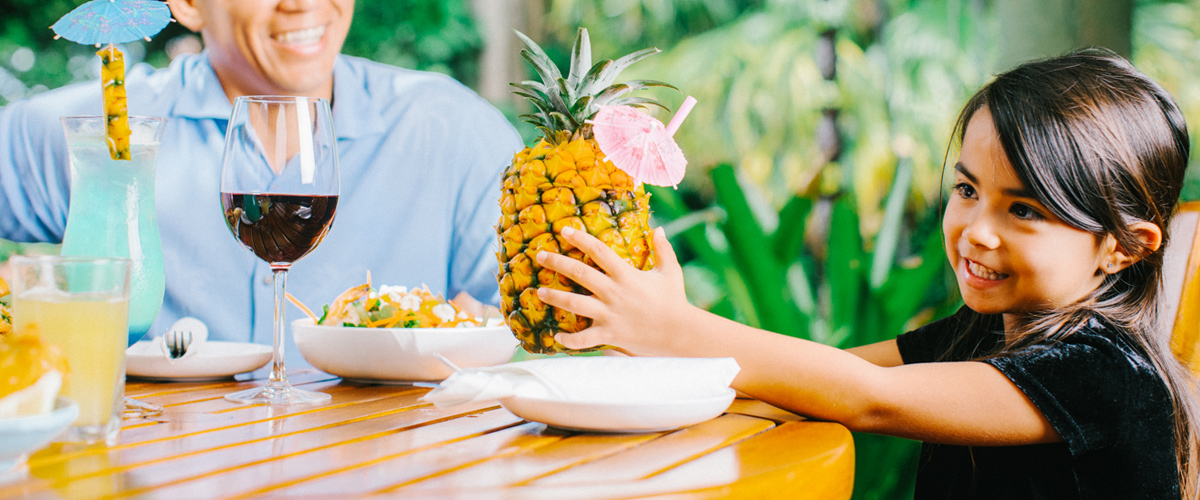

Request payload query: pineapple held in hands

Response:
[497,28,675,354]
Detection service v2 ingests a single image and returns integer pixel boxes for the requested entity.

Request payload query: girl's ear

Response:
[1102,221,1163,274]
[168,0,206,32]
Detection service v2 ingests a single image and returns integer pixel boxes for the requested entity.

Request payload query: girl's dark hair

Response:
[950,48,1198,499]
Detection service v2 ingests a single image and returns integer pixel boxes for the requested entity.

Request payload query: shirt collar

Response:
[169,52,234,121]
[331,56,369,140]
[170,52,367,141]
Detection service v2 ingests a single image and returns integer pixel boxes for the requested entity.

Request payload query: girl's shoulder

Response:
[986,317,1174,456]
[1028,316,1159,380]
[896,306,1004,363]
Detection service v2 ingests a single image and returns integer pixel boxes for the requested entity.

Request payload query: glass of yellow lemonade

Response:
[9,255,130,445]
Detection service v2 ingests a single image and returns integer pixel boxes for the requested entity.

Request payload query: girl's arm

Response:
[537,227,1061,447]
[847,339,903,367]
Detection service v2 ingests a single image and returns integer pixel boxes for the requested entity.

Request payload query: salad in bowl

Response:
[291,274,517,383]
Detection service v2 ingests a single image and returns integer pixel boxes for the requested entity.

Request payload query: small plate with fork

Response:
[126,340,271,381]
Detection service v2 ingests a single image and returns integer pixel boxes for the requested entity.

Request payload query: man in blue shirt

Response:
[0,0,523,367]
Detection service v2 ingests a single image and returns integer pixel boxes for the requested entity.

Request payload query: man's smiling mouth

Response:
[273,26,326,46]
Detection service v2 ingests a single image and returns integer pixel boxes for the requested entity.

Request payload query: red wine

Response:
[221,193,338,265]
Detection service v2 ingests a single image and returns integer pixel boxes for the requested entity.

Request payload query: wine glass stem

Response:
[269,266,289,387]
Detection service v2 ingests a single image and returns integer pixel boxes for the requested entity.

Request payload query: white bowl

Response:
[292,318,520,383]
[0,397,79,473]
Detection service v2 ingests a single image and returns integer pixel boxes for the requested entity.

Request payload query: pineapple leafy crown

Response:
[511,27,678,141]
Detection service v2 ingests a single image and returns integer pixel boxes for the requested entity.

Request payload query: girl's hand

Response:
[535,226,692,355]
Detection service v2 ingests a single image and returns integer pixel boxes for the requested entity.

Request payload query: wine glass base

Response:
[122,397,164,419]
[224,382,331,405]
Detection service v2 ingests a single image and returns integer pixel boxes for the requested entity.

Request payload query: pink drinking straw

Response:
[665,96,698,137]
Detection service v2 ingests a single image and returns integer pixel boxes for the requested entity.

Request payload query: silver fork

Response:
[166,329,193,359]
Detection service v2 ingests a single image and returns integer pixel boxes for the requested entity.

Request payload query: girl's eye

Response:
[1010,203,1044,220]
[954,182,976,199]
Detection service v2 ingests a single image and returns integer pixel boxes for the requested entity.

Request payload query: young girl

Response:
[534,48,1200,498]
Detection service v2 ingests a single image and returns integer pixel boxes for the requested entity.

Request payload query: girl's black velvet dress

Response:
[896,307,1180,499]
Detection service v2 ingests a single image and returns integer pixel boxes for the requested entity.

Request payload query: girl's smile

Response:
[963,259,1008,284]
[943,108,1113,330]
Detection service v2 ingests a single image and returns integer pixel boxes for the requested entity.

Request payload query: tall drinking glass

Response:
[60,116,166,418]
[10,256,131,445]
[220,96,339,405]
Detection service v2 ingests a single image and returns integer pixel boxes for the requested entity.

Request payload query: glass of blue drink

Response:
[60,116,167,417]
[220,96,339,405]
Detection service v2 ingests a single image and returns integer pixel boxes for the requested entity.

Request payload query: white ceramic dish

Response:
[292,318,520,382]
[126,341,272,381]
[0,397,78,473]
[499,388,737,433]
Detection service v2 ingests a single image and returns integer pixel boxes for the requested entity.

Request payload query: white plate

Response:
[0,398,78,473]
[499,389,737,433]
[126,341,272,381]
[292,318,519,382]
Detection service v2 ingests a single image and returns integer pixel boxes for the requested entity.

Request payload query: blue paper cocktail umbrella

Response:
[51,0,171,46]
[50,0,173,160]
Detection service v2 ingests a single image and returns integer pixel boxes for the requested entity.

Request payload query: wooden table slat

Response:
[531,413,774,485]
[3,377,855,500]
[382,426,666,493]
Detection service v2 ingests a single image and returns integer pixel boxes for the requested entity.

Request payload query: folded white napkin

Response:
[420,356,739,409]
[155,317,209,362]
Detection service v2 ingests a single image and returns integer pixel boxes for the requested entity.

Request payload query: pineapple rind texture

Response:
[499,28,670,354]
[497,137,656,354]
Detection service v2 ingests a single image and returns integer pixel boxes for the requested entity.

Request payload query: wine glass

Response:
[219,96,339,405]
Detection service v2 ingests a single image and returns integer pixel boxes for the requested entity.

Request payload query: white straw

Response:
[665,95,697,137]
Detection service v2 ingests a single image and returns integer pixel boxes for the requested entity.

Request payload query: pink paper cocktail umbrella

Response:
[590,96,697,188]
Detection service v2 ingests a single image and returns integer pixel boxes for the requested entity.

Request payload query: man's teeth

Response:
[275,26,325,46]
[968,261,1006,280]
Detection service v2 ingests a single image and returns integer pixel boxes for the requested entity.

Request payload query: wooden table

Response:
[1,371,854,499]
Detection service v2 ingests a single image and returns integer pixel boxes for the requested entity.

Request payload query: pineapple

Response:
[97,45,131,161]
[498,28,676,354]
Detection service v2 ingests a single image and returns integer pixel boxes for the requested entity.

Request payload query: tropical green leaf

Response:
[878,225,949,335]
[567,27,592,89]
[580,59,614,93]
[870,158,913,290]
[555,77,579,125]
[621,79,679,92]
[517,113,548,128]
[587,47,660,95]
[712,164,804,337]
[608,96,669,111]
[548,111,573,131]
[827,195,865,340]
[772,195,813,263]
[594,83,633,105]
[514,30,562,82]
[569,95,594,122]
